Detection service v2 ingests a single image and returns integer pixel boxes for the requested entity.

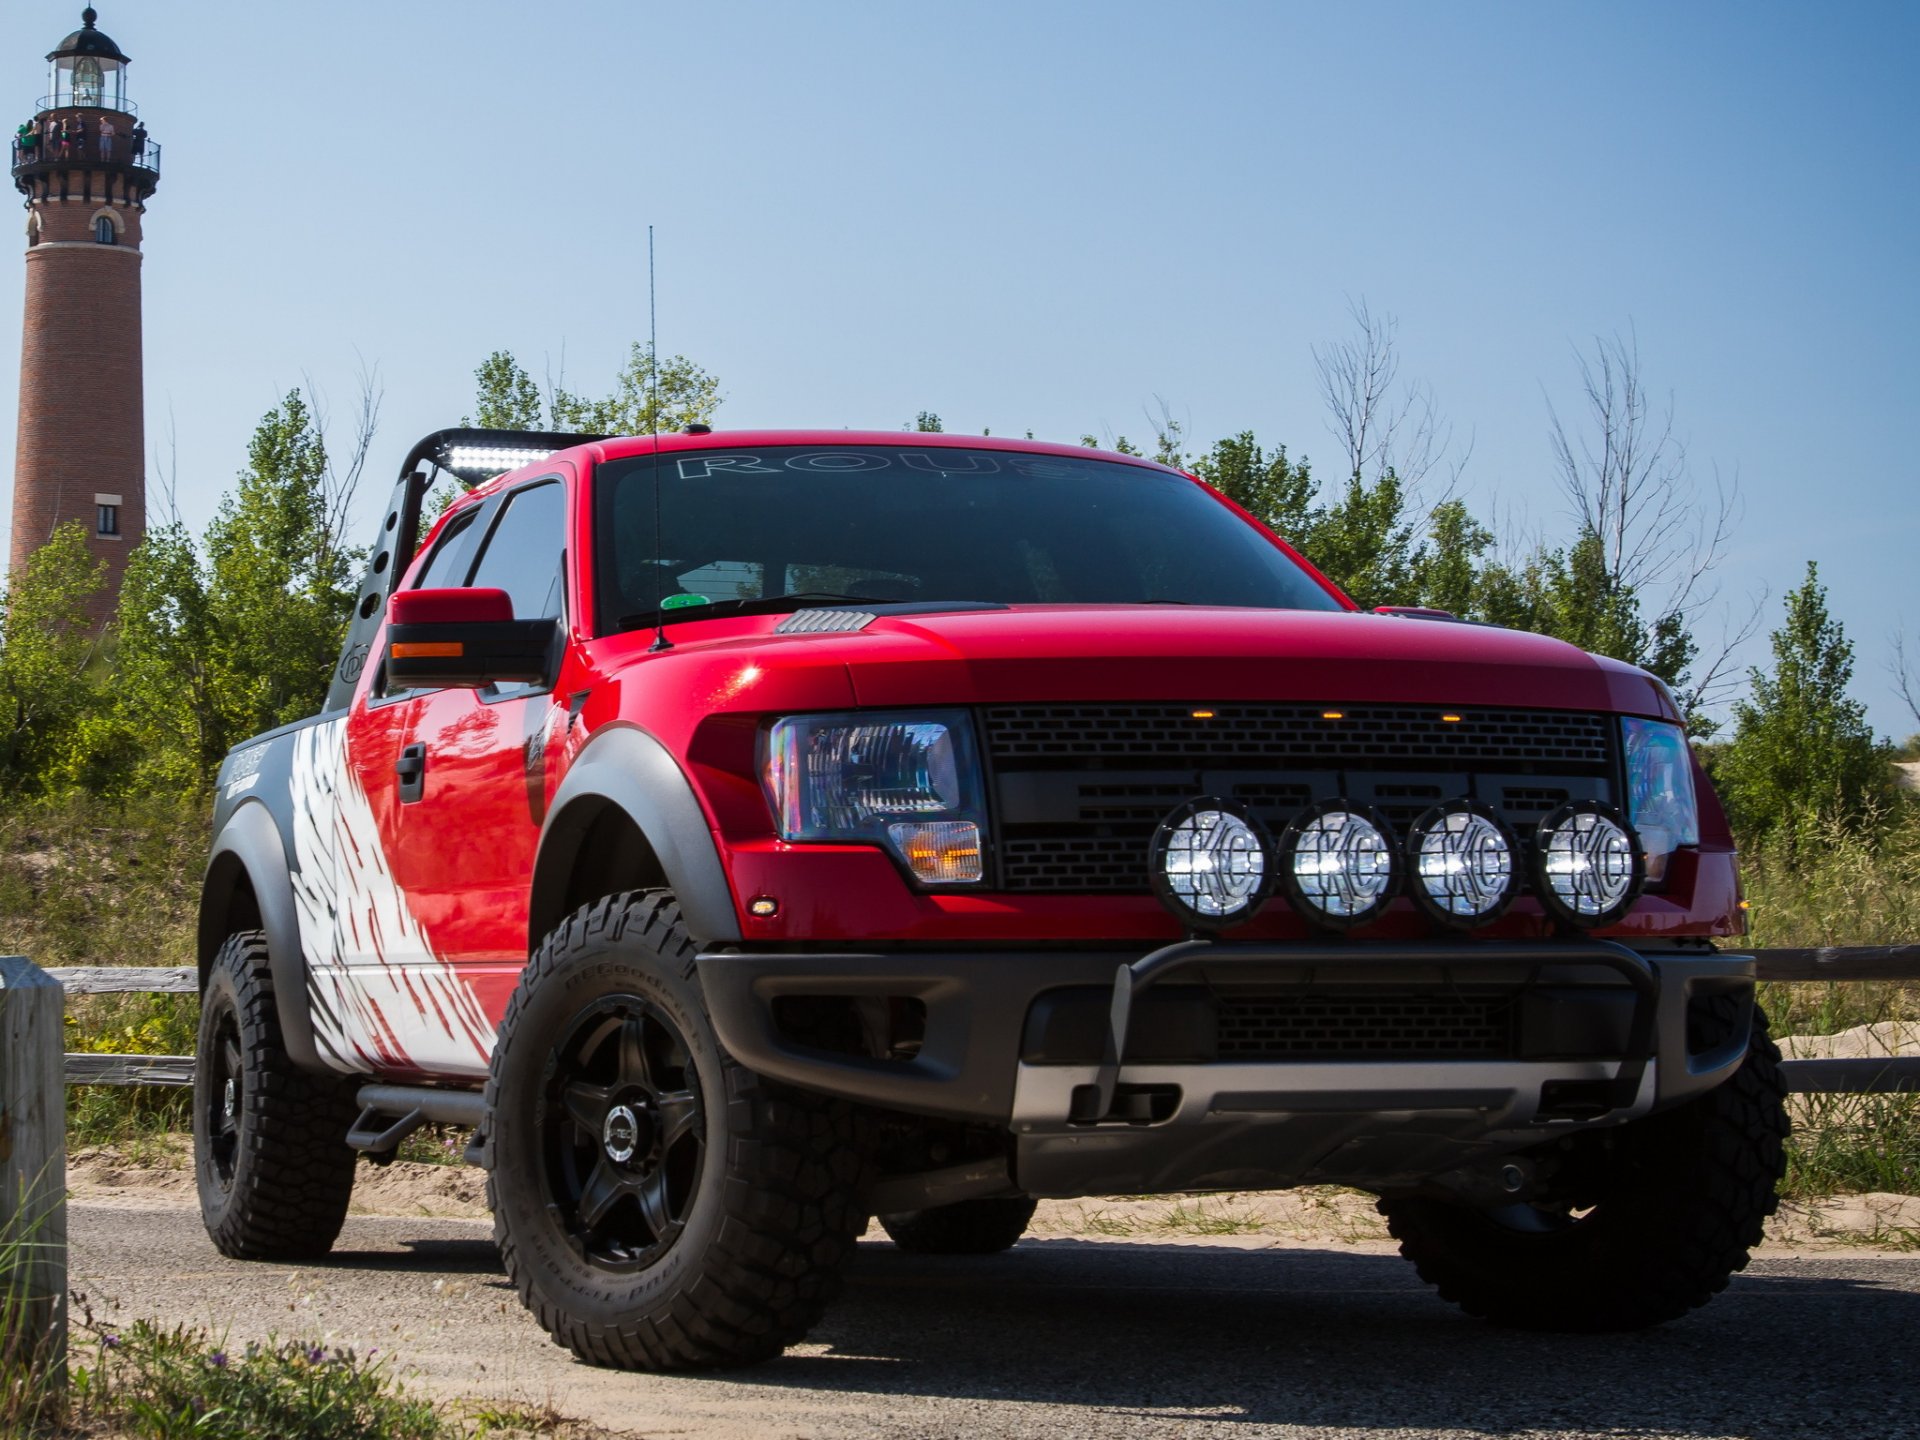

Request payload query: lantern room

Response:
[45,8,131,115]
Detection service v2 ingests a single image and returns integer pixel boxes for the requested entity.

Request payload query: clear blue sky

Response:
[3,1,1915,736]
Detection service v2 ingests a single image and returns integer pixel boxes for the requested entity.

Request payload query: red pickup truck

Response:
[194,426,1786,1370]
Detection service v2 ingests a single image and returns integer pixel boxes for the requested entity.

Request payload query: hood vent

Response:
[775,609,877,635]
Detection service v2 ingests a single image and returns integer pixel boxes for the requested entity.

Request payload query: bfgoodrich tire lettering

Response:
[486,890,869,1371]
[1379,1004,1789,1332]
[193,930,359,1260]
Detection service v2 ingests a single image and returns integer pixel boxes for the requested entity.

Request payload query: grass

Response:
[62,1307,444,1440]
[0,796,205,1152]
[2,1196,65,1438]
[5,1291,607,1440]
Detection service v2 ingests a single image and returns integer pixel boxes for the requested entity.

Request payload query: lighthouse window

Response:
[96,504,120,537]
[74,58,103,107]
[94,215,116,245]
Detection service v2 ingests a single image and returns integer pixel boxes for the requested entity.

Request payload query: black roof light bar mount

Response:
[321,428,606,713]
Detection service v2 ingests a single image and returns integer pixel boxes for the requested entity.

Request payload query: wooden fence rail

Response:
[42,951,1920,1095]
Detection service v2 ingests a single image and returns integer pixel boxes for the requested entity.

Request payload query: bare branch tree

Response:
[1545,330,1737,603]
[1545,331,1750,717]
[1892,628,1920,733]
[1312,299,1462,507]
[301,358,383,585]
[1144,395,1190,470]
[150,404,183,530]
[1680,589,1766,720]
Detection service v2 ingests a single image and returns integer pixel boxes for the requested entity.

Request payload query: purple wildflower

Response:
[307,1345,326,1364]
[102,1333,120,1350]
[210,1351,228,1368]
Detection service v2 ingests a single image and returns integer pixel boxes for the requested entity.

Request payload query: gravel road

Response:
[69,1198,1920,1439]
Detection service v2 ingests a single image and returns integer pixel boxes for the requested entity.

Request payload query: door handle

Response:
[396,742,427,803]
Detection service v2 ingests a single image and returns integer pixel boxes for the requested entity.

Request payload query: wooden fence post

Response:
[0,956,65,1386]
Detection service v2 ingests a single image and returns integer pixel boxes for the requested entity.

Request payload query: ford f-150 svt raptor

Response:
[193,425,1786,1371]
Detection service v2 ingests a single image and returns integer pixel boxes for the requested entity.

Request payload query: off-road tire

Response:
[1379,1003,1789,1332]
[879,1197,1039,1255]
[486,890,870,1371]
[193,930,360,1260]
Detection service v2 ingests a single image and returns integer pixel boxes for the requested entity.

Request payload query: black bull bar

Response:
[1080,938,1661,1123]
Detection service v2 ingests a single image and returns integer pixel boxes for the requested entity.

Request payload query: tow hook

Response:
[1423,1156,1539,1207]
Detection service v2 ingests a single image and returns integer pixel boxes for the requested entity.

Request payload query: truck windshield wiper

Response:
[618,592,893,632]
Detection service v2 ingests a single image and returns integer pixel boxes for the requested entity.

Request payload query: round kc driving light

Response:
[1407,802,1519,927]
[1280,802,1398,928]
[1149,798,1274,931]
[1534,801,1644,928]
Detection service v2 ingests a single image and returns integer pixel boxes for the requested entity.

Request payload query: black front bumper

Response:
[697,939,1757,1128]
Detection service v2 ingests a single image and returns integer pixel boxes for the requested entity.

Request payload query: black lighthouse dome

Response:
[48,9,131,64]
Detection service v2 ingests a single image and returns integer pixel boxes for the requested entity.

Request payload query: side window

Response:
[463,482,568,699]
[410,508,480,590]
[466,482,568,623]
[373,507,483,701]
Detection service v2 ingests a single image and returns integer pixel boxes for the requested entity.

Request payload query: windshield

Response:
[593,445,1343,633]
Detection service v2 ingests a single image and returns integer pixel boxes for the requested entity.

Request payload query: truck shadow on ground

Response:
[309,1230,1917,1437]
[754,1237,1919,1438]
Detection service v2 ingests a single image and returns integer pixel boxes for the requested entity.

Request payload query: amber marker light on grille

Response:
[887,820,984,883]
[391,641,463,658]
[1321,711,1345,720]
[1442,714,1463,723]
[1191,710,1215,719]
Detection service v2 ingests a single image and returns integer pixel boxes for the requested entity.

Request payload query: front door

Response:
[385,475,574,1072]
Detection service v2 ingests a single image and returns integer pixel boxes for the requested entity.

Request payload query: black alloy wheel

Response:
[202,1005,246,1192]
[544,997,705,1271]
[488,890,871,1371]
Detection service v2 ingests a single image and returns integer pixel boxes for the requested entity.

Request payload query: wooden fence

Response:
[1,957,67,1383]
[40,948,1920,1094]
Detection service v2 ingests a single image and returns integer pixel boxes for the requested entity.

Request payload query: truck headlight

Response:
[761,710,987,884]
[1622,717,1698,884]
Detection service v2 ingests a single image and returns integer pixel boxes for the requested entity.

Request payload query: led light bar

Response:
[1279,802,1397,928]
[1535,801,1643,928]
[440,445,560,483]
[1407,802,1518,927]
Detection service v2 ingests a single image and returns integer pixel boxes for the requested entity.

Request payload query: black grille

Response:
[1002,836,1144,893]
[1215,991,1517,1060]
[986,703,1615,895]
[985,704,1613,768]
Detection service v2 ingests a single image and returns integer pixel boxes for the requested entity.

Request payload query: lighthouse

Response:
[9,6,159,622]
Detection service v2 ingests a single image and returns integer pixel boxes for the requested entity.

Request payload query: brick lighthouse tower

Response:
[8,7,159,620]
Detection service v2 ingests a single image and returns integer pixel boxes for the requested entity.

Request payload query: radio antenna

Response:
[647,224,672,653]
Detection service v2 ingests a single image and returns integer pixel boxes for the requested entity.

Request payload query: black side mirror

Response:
[386,587,559,691]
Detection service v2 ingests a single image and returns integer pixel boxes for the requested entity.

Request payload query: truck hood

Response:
[758,605,1677,718]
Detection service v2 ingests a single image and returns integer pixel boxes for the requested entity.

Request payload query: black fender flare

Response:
[529,723,743,950]
[198,798,322,1071]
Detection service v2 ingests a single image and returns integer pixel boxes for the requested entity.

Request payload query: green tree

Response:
[1410,500,1496,619]
[1189,432,1317,545]
[204,390,358,740]
[0,522,107,792]
[110,519,219,790]
[1308,469,1424,611]
[1714,562,1895,836]
[910,411,943,433]
[466,350,544,430]
[550,343,721,437]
